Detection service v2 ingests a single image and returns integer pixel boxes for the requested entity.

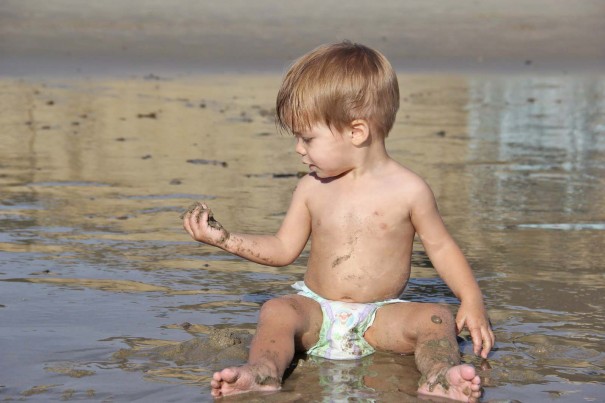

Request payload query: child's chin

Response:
[313,171,339,179]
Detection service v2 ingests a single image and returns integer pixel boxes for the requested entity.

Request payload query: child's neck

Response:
[348,141,391,178]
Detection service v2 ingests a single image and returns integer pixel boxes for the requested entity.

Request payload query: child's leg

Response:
[210,294,322,398]
[364,302,482,403]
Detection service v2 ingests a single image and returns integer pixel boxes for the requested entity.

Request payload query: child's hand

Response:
[455,300,495,359]
[182,202,230,247]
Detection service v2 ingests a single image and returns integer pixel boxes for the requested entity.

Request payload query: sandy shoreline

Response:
[1,0,605,77]
[1,72,604,401]
[1,3,604,400]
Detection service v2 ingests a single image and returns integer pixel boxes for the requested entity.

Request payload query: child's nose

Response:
[295,138,306,156]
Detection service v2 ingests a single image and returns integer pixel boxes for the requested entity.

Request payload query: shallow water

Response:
[0,73,604,402]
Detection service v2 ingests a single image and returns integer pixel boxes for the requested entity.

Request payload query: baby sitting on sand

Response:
[183,41,494,402]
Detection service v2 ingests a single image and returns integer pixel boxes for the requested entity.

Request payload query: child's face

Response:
[294,123,353,178]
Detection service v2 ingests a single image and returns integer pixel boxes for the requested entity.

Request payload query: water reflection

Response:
[0,74,604,401]
[466,76,605,223]
[461,76,605,401]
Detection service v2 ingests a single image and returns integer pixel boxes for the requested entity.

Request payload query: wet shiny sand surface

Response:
[1,74,604,402]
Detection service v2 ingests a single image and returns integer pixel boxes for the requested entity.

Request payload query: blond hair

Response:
[276,41,399,138]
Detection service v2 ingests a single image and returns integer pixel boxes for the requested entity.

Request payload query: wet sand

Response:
[1,2,605,402]
[1,73,604,402]
[1,0,605,76]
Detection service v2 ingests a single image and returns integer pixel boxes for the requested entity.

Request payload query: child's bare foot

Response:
[210,364,281,398]
[417,364,481,402]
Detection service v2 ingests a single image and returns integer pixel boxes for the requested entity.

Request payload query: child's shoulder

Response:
[295,172,319,188]
[384,161,436,201]
[386,160,430,187]
[291,172,321,198]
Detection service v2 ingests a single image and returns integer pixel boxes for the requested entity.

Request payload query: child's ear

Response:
[349,119,370,146]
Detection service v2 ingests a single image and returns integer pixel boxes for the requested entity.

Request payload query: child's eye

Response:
[302,137,312,144]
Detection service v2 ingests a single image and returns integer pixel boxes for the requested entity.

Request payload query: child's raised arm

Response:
[183,177,312,267]
[409,178,495,358]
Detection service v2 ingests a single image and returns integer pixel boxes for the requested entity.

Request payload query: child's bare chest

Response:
[309,188,409,239]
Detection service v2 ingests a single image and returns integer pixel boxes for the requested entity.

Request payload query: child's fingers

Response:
[470,328,483,356]
[197,208,210,228]
[183,211,194,236]
[480,328,493,358]
[455,317,465,335]
[461,323,478,355]
[184,207,207,237]
[482,326,496,358]
[470,325,495,358]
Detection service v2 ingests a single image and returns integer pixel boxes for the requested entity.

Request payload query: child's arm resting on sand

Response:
[410,179,495,359]
[183,179,312,267]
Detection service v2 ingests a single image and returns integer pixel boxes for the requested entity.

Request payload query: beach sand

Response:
[1,0,604,76]
[0,1,604,402]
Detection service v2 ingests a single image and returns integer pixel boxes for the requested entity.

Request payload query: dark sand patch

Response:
[45,365,96,378]
[113,328,251,368]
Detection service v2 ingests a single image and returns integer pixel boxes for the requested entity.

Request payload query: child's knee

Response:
[424,304,455,329]
[258,297,300,323]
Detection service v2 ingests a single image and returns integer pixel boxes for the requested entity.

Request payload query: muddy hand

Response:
[182,202,229,246]
[181,201,224,230]
[180,202,219,229]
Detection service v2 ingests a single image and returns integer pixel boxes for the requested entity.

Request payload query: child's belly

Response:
[304,258,411,303]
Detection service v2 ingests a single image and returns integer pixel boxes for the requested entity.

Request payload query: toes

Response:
[210,381,223,398]
[452,364,478,387]
[460,364,477,381]
[220,367,239,383]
